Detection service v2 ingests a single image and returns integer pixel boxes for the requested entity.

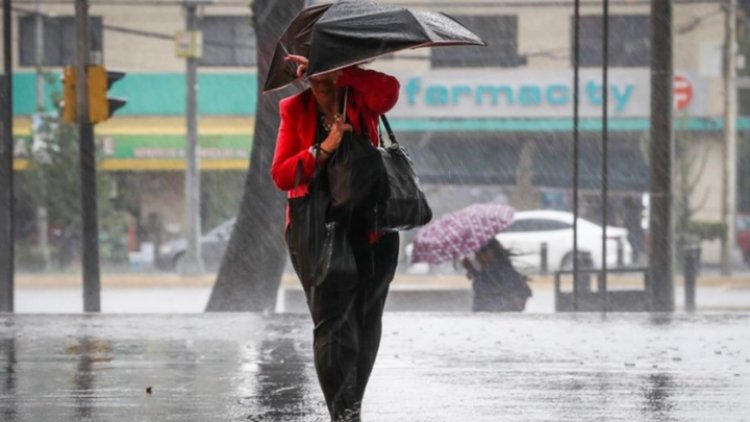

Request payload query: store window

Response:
[575,14,650,67]
[431,15,526,68]
[199,16,256,67]
[18,15,103,66]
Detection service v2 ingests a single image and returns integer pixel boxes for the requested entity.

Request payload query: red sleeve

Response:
[337,66,400,115]
[270,98,318,191]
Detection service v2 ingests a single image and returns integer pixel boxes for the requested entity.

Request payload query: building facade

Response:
[3,0,742,264]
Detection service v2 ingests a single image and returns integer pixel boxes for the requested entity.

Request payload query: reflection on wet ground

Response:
[0,313,748,421]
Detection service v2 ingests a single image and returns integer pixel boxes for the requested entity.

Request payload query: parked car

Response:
[737,214,750,266]
[156,218,236,272]
[495,210,632,272]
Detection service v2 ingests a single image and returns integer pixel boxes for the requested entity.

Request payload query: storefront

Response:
[9,67,734,261]
[382,68,710,217]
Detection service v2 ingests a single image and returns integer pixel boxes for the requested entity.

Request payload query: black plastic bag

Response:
[287,160,358,290]
[314,221,358,290]
[376,115,432,231]
[327,129,390,216]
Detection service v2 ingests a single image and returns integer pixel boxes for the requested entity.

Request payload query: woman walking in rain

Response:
[462,238,533,312]
[270,54,400,421]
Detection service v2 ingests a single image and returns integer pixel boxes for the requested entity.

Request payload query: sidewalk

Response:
[15,271,750,290]
[0,313,748,421]
[12,271,750,313]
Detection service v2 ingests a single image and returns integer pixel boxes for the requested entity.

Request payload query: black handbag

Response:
[326,122,389,216]
[326,89,389,217]
[376,115,432,231]
[287,158,358,290]
[314,221,358,291]
[327,132,389,218]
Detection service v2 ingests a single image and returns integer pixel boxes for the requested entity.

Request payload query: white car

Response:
[156,218,236,272]
[496,210,632,272]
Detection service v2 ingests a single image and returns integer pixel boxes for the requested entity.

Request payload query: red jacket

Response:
[271,67,400,228]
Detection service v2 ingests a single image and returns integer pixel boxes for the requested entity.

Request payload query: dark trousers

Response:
[295,231,399,421]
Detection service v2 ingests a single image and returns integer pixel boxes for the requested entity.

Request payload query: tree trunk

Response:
[205,0,304,311]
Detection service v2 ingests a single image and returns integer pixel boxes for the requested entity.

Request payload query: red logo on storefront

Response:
[674,75,693,111]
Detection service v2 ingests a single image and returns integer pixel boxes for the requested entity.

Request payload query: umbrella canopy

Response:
[264,3,330,93]
[411,203,515,265]
[264,0,486,92]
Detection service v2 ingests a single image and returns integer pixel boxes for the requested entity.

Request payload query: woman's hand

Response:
[284,54,309,79]
[285,54,343,82]
[320,115,352,156]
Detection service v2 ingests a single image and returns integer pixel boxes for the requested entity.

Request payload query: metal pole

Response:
[683,246,697,312]
[37,207,49,268]
[76,0,101,312]
[35,0,44,110]
[572,0,581,311]
[601,0,610,312]
[0,0,15,312]
[648,0,675,312]
[35,0,50,270]
[181,3,205,276]
[721,0,737,276]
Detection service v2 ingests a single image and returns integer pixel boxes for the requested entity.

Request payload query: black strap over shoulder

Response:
[379,115,398,147]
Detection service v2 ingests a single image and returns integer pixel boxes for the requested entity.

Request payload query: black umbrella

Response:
[264,3,330,93]
[264,0,486,92]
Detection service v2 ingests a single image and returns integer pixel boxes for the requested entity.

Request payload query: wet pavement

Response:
[0,313,748,421]
[12,284,750,313]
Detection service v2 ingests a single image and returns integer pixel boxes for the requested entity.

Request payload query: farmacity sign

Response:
[391,69,706,119]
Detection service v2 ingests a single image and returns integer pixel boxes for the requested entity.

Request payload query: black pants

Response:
[291,231,399,421]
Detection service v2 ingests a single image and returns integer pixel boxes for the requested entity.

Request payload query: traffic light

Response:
[88,66,127,124]
[62,67,77,123]
[60,66,127,124]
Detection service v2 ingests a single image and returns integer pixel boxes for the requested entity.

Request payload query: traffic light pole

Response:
[0,0,15,313]
[181,3,205,276]
[76,0,101,312]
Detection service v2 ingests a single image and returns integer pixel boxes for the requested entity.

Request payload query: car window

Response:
[537,219,571,231]
[504,218,571,232]
[503,220,534,232]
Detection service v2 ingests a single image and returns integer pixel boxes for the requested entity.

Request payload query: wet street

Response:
[11,284,750,313]
[0,313,747,421]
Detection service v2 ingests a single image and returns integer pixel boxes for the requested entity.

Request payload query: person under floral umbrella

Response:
[461,238,532,312]
[411,203,515,265]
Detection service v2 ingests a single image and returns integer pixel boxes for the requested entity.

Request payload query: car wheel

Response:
[560,251,593,270]
[560,253,574,270]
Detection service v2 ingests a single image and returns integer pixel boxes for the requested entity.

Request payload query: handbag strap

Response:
[379,115,398,148]
[342,88,348,124]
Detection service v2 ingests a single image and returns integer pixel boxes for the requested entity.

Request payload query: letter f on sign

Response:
[405,78,421,106]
